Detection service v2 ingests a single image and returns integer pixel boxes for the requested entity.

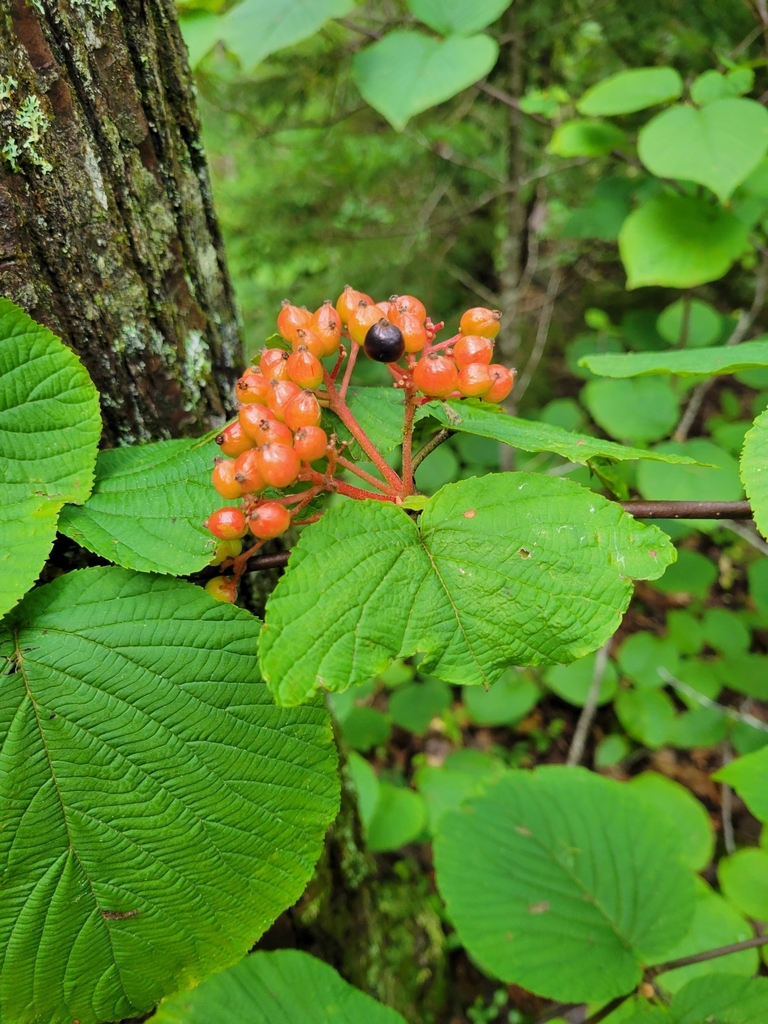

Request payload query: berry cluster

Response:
[204,288,515,602]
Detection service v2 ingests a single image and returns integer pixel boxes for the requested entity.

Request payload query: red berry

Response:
[267,379,302,421]
[460,307,501,339]
[239,403,276,442]
[363,319,405,363]
[458,363,493,397]
[249,501,291,540]
[206,507,248,540]
[412,353,459,398]
[236,369,270,404]
[205,576,237,603]
[292,327,325,359]
[336,285,374,326]
[294,425,328,462]
[212,458,242,499]
[390,310,427,353]
[348,301,387,345]
[257,443,301,489]
[233,450,266,493]
[277,300,312,342]
[216,420,252,458]
[485,364,515,403]
[286,346,324,389]
[311,301,342,355]
[453,334,494,368]
[284,390,322,431]
[209,538,242,565]
[259,347,291,381]
[392,294,427,323]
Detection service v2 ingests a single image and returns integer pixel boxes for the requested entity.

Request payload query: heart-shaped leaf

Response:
[259,474,674,705]
[547,118,625,157]
[577,67,683,116]
[352,31,499,131]
[582,377,679,443]
[638,99,768,201]
[0,300,101,619]
[58,437,224,575]
[0,568,339,1024]
[408,0,511,36]
[619,194,748,289]
[433,766,696,1002]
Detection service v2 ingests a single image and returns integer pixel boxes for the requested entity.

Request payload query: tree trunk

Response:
[0,0,241,445]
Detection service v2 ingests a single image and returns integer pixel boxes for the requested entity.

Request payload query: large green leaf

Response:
[152,949,406,1024]
[638,100,768,202]
[637,440,743,505]
[0,300,101,619]
[180,0,355,69]
[259,474,674,705]
[0,568,338,1024]
[433,767,696,1003]
[407,0,510,35]
[670,975,768,1024]
[581,378,678,443]
[425,400,698,464]
[740,408,768,540]
[57,438,223,575]
[619,195,748,289]
[714,745,768,822]
[577,67,683,116]
[581,339,768,378]
[628,773,714,871]
[352,31,498,132]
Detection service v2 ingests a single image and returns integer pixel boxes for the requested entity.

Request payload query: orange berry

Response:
[256,443,301,489]
[294,425,328,462]
[459,307,502,339]
[286,346,324,389]
[453,335,494,368]
[267,379,301,421]
[485,364,515,403]
[233,450,266,494]
[412,353,459,398]
[392,294,426,323]
[206,507,247,540]
[247,415,293,447]
[205,576,237,603]
[348,301,388,346]
[277,300,312,342]
[259,347,291,381]
[212,458,242,499]
[390,309,427,353]
[216,420,252,458]
[249,501,291,540]
[292,328,325,359]
[336,285,374,326]
[311,301,342,355]
[284,390,322,431]
[239,403,275,442]
[235,369,270,404]
[458,363,493,397]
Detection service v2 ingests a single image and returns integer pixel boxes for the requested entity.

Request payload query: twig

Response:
[339,342,359,401]
[412,428,454,471]
[657,669,768,733]
[674,259,768,442]
[649,934,768,975]
[722,743,736,856]
[567,640,610,766]
[336,455,393,494]
[401,396,418,496]
[513,267,562,404]
[582,995,631,1024]
[620,501,752,520]
[444,262,501,306]
[476,80,550,124]
[533,1002,579,1024]
[722,518,768,555]
[336,16,382,39]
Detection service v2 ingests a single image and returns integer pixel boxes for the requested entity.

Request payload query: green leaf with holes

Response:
[152,949,406,1024]
[424,400,698,465]
[259,474,674,705]
[0,300,101,620]
[352,31,498,132]
[577,67,683,116]
[433,766,696,1003]
[638,99,768,202]
[619,195,748,289]
[0,568,338,1024]
[581,338,768,378]
[740,408,768,540]
[57,438,225,575]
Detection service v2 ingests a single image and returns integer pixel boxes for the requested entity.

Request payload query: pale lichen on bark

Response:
[0,0,242,444]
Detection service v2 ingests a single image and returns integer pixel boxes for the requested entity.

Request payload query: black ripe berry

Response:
[363,318,405,363]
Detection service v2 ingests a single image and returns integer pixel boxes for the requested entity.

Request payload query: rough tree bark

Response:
[0,0,241,445]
